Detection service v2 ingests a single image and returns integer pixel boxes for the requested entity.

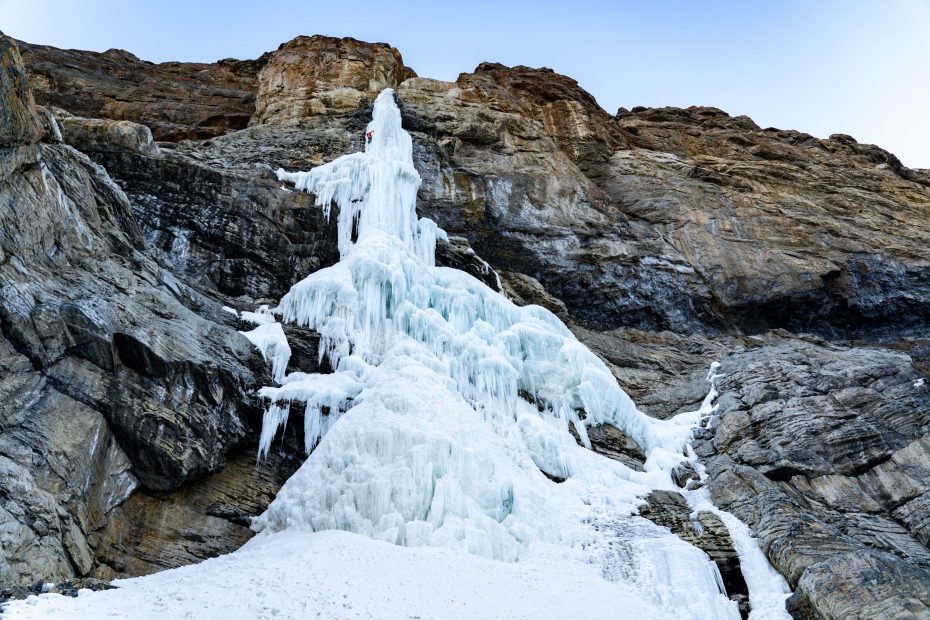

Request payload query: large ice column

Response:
[241,88,783,620]
[268,89,677,457]
[277,90,424,258]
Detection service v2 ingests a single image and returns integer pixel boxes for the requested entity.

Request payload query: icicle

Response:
[257,403,290,461]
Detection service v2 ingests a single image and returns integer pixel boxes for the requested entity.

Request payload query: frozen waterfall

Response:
[246,89,790,619]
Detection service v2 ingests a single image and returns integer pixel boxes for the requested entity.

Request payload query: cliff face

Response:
[17,41,267,141]
[408,66,930,338]
[2,32,929,618]
[0,35,304,588]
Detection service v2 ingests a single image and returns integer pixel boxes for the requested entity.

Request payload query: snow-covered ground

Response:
[2,529,663,619]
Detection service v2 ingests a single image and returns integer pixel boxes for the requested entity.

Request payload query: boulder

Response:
[58,115,160,157]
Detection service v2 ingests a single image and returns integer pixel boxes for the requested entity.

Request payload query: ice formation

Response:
[240,310,291,384]
[240,89,791,619]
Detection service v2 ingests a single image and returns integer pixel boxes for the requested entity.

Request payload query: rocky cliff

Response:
[1,32,929,619]
[18,41,266,141]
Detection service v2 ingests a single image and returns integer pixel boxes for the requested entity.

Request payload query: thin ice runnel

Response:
[680,365,792,619]
[242,89,788,619]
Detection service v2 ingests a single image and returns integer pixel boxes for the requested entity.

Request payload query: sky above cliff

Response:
[3,0,928,168]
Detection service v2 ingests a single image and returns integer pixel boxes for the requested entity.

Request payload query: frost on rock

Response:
[235,89,789,619]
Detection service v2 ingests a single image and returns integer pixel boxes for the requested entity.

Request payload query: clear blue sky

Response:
[3,0,928,168]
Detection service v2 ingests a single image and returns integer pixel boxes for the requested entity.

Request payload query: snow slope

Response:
[2,530,661,620]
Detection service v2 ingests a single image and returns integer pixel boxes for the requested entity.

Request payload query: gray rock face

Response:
[583,423,647,472]
[93,448,298,579]
[0,134,262,580]
[797,550,930,619]
[90,147,339,304]
[0,336,137,585]
[57,113,161,157]
[0,35,300,585]
[0,137,263,491]
[693,336,930,619]
[707,339,930,480]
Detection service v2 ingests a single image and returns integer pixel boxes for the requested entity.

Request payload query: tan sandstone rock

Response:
[250,35,415,124]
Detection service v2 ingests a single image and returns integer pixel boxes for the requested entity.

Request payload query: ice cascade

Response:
[242,89,790,619]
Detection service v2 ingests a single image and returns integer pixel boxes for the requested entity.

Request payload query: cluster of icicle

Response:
[237,89,791,620]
